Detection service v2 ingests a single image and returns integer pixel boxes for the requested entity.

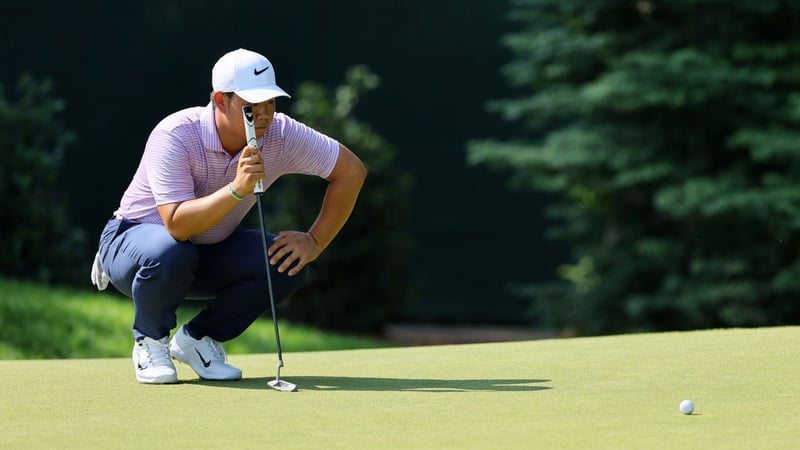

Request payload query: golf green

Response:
[1,327,797,448]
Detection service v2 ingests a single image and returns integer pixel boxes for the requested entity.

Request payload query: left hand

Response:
[90,251,109,290]
[268,231,321,276]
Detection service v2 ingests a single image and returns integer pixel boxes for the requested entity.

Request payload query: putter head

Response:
[268,378,298,392]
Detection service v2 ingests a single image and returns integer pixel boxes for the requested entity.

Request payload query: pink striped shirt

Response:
[114,102,339,244]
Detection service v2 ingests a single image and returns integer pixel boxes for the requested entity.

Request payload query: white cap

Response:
[211,48,290,103]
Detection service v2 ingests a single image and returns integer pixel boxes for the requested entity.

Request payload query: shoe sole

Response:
[135,372,178,384]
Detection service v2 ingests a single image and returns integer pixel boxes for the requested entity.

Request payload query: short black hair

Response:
[209,91,235,106]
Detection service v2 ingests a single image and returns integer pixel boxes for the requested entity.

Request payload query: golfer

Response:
[90,48,366,384]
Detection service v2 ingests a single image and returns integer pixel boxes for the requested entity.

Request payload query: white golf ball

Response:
[679,400,695,415]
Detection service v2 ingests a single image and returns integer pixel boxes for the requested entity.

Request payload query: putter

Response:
[243,105,298,392]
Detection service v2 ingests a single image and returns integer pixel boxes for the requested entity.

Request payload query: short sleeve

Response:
[144,128,197,206]
[276,115,340,178]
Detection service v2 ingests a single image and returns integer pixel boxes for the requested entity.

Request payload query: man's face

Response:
[225,93,277,140]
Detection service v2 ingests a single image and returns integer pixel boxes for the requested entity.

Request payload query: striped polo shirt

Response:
[114,102,339,244]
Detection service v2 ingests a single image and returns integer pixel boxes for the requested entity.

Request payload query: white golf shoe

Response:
[169,325,242,380]
[132,336,178,384]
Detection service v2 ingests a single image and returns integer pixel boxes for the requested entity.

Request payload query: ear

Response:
[212,91,227,109]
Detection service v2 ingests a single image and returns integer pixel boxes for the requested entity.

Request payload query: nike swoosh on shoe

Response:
[195,349,211,368]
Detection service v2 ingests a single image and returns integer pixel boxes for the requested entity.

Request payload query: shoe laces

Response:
[139,337,172,367]
[199,337,228,363]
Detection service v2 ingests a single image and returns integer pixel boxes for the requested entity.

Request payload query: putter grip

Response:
[242,105,264,194]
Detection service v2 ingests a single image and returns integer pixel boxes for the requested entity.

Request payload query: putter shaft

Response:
[243,104,296,392]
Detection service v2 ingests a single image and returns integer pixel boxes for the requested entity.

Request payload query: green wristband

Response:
[229,183,244,201]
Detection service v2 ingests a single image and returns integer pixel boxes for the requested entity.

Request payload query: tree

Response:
[265,66,415,332]
[0,75,86,284]
[468,0,800,335]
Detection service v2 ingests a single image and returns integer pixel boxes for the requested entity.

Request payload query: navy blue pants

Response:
[98,218,306,342]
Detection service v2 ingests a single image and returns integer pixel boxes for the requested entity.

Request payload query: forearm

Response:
[308,178,364,251]
[308,144,367,251]
[159,184,242,241]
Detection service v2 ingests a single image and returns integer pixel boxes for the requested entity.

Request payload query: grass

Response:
[0,277,390,359]
[0,326,797,448]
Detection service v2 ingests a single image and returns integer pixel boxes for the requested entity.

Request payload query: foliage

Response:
[264,66,415,332]
[0,75,86,284]
[468,0,800,334]
[0,277,391,359]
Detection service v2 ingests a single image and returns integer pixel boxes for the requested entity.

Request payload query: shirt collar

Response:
[201,101,227,154]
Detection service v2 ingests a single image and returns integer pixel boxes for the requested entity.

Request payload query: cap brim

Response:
[235,86,291,103]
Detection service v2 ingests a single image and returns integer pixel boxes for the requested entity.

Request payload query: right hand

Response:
[232,145,264,196]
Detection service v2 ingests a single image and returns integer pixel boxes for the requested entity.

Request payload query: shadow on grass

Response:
[185,376,551,392]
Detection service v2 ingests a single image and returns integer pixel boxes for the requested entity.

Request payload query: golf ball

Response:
[679,400,694,415]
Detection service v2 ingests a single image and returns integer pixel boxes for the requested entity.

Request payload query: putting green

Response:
[1,327,798,449]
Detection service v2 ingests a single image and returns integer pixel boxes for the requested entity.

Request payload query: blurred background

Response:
[3,0,800,345]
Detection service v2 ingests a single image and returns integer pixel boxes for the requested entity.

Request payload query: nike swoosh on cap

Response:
[254,66,270,75]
